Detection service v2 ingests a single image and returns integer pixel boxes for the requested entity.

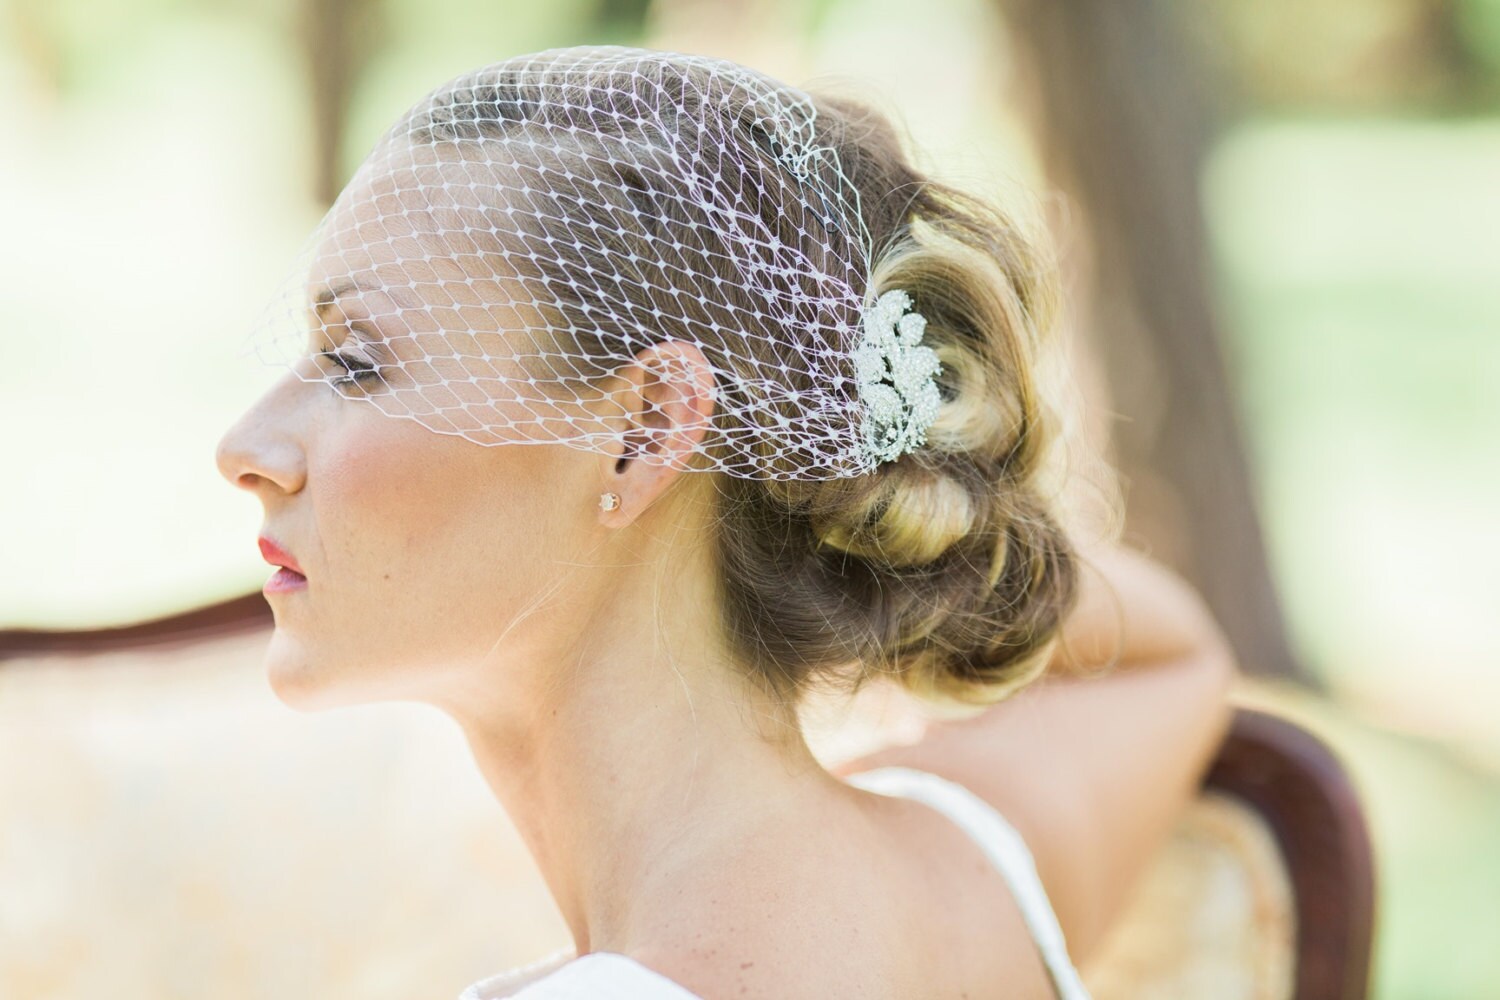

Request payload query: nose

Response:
[216,377,308,497]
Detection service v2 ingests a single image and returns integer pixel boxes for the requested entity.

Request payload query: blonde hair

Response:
[714,92,1083,709]
[408,54,1091,709]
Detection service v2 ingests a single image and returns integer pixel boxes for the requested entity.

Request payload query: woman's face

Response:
[215,163,617,712]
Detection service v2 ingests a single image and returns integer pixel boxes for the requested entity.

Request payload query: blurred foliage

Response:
[1187,0,1500,111]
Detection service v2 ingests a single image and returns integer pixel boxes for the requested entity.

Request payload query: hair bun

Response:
[713,87,1087,708]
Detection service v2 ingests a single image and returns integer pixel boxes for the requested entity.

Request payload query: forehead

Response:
[300,151,558,350]
[308,160,496,303]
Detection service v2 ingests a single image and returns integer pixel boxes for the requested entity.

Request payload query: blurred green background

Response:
[2,0,1497,996]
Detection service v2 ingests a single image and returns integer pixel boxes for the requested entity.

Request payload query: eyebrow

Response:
[310,279,377,314]
[309,279,389,336]
[305,280,390,358]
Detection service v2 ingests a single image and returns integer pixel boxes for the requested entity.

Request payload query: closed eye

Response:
[318,350,383,388]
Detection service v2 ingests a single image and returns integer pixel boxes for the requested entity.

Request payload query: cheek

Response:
[311,417,579,663]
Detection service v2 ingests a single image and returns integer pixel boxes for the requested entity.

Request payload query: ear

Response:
[597,340,717,523]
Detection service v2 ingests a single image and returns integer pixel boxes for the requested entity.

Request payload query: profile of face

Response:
[216,152,717,714]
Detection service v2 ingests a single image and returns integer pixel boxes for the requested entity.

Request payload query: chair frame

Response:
[1204,707,1377,1000]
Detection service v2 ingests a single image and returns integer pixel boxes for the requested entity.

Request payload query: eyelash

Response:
[319,350,382,388]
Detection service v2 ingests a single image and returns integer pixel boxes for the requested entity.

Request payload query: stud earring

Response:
[598,491,621,512]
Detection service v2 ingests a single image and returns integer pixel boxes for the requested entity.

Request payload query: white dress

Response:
[457,766,1092,999]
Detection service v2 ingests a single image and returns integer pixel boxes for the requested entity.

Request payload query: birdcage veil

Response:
[240,45,943,481]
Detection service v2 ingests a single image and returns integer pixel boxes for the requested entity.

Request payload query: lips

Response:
[258,536,305,577]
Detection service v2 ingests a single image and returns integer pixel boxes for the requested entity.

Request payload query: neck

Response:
[441,559,839,954]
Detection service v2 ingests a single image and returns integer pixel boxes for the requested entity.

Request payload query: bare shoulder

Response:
[625,785,1055,999]
[829,607,1236,958]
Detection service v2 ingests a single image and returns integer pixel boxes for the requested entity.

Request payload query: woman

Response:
[216,46,1237,998]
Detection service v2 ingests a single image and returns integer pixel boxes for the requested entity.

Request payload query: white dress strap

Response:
[845,765,1093,1000]
[461,952,703,999]
[457,945,575,999]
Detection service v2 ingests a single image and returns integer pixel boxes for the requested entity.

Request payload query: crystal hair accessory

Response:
[241,46,946,481]
[853,289,943,465]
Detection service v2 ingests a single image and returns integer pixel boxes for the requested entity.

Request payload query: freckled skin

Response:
[226,380,597,710]
[218,161,628,715]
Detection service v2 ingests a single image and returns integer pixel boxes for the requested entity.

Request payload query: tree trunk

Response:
[300,0,380,206]
[1002,0,1309,682]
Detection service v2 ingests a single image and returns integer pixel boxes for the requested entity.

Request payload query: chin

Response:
[261,634,349,711]
[262,634,424,711]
